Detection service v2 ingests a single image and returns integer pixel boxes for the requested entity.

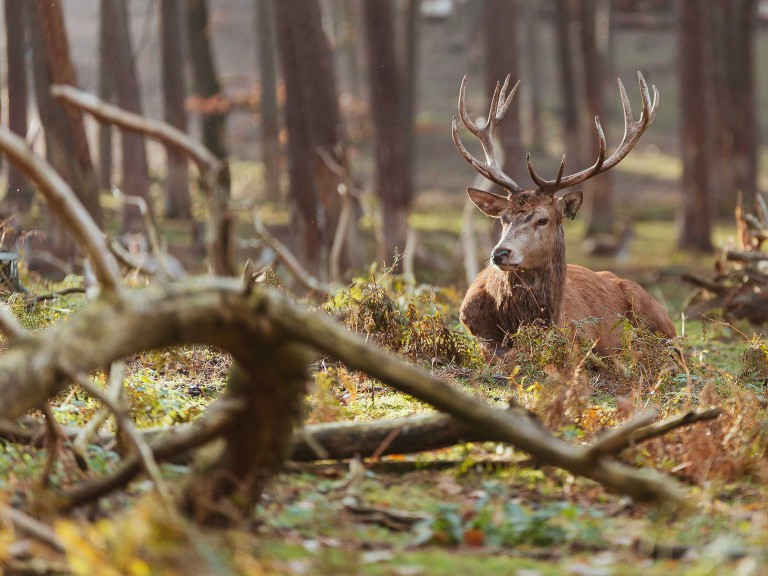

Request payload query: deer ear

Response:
[467,188,508,218]
[558,190,583,220]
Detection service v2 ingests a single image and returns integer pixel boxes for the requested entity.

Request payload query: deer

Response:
[453,71,676,359]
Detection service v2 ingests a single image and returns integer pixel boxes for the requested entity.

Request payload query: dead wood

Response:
[0,127,122,294]
[51,84,234,276]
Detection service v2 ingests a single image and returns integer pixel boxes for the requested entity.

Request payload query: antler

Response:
[527,71,659,195]
[452,74,524,194]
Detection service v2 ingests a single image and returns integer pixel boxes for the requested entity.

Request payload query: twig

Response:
[317,147,354,285]
[108,237,160,276]
[680,273,727,293]
[0,127,122,294]
[252,210,331,297]
[60,396,243,509]
[61,364,175,511]
[0,505,65,553]
[40,403,67,487]
[0,306,26,340]
[23,287,86,306]
[72,361,126,469]
[619,408,722,449]
[111,188,182,280]
[725,250,768,263]
[586,410,658,459]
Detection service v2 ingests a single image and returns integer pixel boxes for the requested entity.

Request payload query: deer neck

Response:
[487,241,567,333]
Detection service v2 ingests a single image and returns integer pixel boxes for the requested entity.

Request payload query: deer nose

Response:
[492,248,510,265]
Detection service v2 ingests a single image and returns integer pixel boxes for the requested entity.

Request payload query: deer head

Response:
[453,71,658,272]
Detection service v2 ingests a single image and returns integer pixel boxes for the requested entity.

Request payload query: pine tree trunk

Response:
[4,0,32,212]
[33,0,101,228]
[254,0,282,203]
[362,0,410,264]
[185,0,228,161]
[161,0,192,219]
[580,0,613,237]
[483,0,522,184]
[108,0,153,233]
[98,0,115,192]
[523,1,543,152]
[678,0,713,251]
[275,0,346,274]
[554,0,583,169]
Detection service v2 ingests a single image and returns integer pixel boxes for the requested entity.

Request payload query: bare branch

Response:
[252,210,331,297]
[52,84,220,173]
[0,128,122,293]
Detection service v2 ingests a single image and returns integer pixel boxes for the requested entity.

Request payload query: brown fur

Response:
[460,189,676,359]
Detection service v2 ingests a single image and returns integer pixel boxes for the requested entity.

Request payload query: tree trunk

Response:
[33,0,101,228]
[254,0,282,203]
[185,0,228,161]
[161,0,192,219]
[523,1,543,152]
[482,0,522,184]
[728,0,757,213]
[579,0,613,237]
[362,0,410,264]
[275,0,346,274]
[98,0,115,192]
[677,0,713,251]
[107,0,153,233]
[4,0,32,213]
[554,0,583,169]
[402,0,420,221]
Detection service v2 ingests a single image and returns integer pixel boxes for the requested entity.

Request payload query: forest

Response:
[0,0,767,574]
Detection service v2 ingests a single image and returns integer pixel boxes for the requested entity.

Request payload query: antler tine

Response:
[451,116,492,181]
[527,71,658,193]
[498,77,520,118]
[452,75,523,193]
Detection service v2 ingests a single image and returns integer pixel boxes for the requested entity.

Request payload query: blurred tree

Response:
[254,0,282,203]
[579,0,613,237]
[554,0,583,168]
[275,0,346,273]
[161,0,192,219]
[708,0,757,216]
[678,0,712,251]
[483,0,522,183]
[4,0,32,213]
[401,0,420,214]
[108,0,153,233]
[186,0,228,161]
[523,1,543,152]
[98,0,115,192]
[32,0,101,228]
[362,0,411,264]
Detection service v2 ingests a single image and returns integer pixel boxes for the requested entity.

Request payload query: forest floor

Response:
[4,216,768,574]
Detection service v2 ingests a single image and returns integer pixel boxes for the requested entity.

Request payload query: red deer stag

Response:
[453,72,675,359]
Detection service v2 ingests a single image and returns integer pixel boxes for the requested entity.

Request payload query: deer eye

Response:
[537,217,549,226]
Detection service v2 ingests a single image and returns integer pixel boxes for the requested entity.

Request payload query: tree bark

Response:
[275,0,346,273]
[554,0,583,169]
[254,0,282,203]
[362,0,410,265]
[402,0,420,218]
[579,0,614,237]
[97,0,115,192]
[3,0,32,212]
[677,0,713,251]
[482,0,522,184]
[523,1,543,152]
[161,0,192,219]
[185,0,227,161]
[32,0,101,228]
[107,0,153,233]
[727,0,757,213]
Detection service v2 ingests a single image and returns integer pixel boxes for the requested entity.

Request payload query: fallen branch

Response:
[0,128,122,294]
[51,84,234,276]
